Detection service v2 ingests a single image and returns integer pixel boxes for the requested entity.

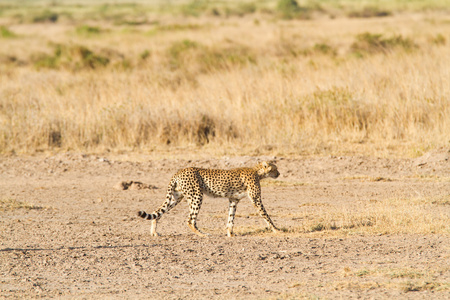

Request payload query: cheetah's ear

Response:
[261,161,269,168]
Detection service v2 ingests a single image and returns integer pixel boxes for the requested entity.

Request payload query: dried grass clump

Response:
[287,195,450,236]
[351,33,417,56]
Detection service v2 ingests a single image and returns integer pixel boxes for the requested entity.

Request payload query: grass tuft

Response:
[351,33,417,56]
[348,6,392,18]
[33,44,110,70]
[276,0,312,20]
[75,25,102,36]
[0,26,16,38]
[0,198,44,211]
[32,10,59,23]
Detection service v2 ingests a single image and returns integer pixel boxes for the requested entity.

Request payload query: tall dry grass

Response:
[0,1,449,156]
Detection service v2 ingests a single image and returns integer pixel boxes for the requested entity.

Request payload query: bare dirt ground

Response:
[1,151,449,299]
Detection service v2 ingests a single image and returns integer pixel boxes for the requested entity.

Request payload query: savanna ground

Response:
[1,0,449,298]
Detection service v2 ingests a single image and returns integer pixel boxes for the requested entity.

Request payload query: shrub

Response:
[181,0,209,17]
[200,45,256,71]
[75,25,102,36]
[430,33,446,46]
[0,26,16,38]
[224,2,257,17]
[167,39,199,70]
[351,32,417,56]
[34,44,110,70]
[276,0,311,20]
[348,6,391,18]
[167,39,255,73]
[140,49,150,60]
[313,43,336,56]
[158,114,222,146]
[72,46,110,69]
[32,10,59,23]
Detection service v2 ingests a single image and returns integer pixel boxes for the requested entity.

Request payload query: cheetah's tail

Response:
[138,178,178,221]
[137,210,158,220]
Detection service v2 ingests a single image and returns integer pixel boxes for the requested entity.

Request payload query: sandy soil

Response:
[1,151,449,299]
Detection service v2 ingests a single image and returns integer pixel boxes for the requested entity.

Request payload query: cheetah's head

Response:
[256,161,280,179]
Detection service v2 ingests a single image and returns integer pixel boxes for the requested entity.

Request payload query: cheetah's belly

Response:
[202,185,248,200]
[229,190,248,200]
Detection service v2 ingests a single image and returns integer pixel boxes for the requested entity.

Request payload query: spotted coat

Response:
[138,161,281,237]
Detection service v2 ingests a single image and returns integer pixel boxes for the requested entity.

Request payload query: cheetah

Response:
[138,161,281,237]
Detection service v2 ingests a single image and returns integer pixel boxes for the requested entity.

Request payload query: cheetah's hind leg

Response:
[150,219,160,236]
[137,211,161,236]
[137,186,184,237]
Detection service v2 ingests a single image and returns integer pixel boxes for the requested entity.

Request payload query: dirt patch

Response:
[1,151,449,298]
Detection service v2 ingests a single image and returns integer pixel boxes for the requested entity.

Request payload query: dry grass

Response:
[0,1,449,157]
[0,198,44,211]
[335,266,450,293]
[299,195,449,235]
[236,194,449,236]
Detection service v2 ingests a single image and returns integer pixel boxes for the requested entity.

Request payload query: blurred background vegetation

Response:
[0,0,449,157]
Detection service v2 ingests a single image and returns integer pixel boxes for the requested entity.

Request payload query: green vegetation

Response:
[32,10,59,23]
[0,1,448,26]
[34,44,110,70]
[75,24,102,36]
[276,0,312,19]
[139,49,150,60]
[0,25,16,38]
[167,39,255,73]
[351,33,417,56]
[348,6,391,18]
[180,0,209,17]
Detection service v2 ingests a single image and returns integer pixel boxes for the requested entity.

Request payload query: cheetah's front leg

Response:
[186,193,210,237]
[251,196,280,233]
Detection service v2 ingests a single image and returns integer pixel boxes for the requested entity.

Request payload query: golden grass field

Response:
[0,0,449,157]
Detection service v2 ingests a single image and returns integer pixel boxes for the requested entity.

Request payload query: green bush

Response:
[34,44,110,70]
[75,25,102,36]
[0,26,16,38]
[168,39,199,69]
[313,43,336,56]
[34,54,59,69]
[276,0,311,19]
[73,46,110,69]
[181,0,209,17]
